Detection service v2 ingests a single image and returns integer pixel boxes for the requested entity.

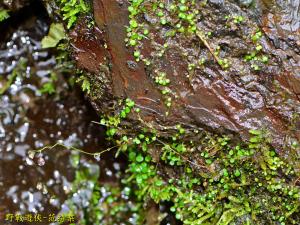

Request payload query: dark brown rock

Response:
[70,0,300,151]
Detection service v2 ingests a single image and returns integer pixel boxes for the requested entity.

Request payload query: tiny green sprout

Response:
[206,159,213,165]
[256,44,263,51]
[133,137,141,145]
[169,4,176,11]
[159,3,164,8]
[234,169,241,177]
[134,50,141,58]
[249,129,262,135]
[0,9,10,22]
[216,53,230,68]
[161,88,170,95]
[186,14,194,21]
[136,154,144,162]
[143,29,149,35]
[233,15,244,24]
[160,18,167,25]
[178,27,185,33]
[143,58,151,66]
[157,11,164,17]
[126,98,135,108]
[155,72,170,86]
[155,179,163,186]
[198,58,206,65]
[188,63,195,71]
[251,30,262,42]
[107,128,117,137]
[179,5,188,12]
[251,64,260,71]
[176,125,185,134]
[128,6,134,13]
[129,19,138,28]
[178,12,187,20]
[261,55,268,63]
[223,169,229,177]
[120,110,127,118]
[129,39,137,46]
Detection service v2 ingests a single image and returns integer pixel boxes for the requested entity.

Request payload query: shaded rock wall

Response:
[70,0,299,152]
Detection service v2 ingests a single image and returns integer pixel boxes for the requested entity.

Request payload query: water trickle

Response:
[0,2,112,218]
[37,157,45,166]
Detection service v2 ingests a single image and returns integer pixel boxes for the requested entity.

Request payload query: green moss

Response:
[56,0,89,29]
[76,74,91,94]
[0,58,27,95]
[97,98,300,225]
[0,8,9,22]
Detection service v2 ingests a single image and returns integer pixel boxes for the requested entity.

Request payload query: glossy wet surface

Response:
[0,3,121,224]
[74,0,300,152]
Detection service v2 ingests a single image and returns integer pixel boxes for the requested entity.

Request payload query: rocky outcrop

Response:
[69,0,300,153]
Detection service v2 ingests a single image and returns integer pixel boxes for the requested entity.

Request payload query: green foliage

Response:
[244,30,269,71]
[155,72,170,86]
[97,98,300,225]
[251,30,262,42]
[56,0,89,29]
[39,82,56,95]
[161,143,186,166]
[0,58,27,95]
[41,23,66,48]
[100,98,136,138]
[76,75,91,94]
[49,94,298,225]
[0,8,9,22]
[65,154,145,224]
[39,72,58,95]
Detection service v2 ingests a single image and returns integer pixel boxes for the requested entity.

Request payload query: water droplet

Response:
[94,153,101,161]
[25,158,34,166]
[37,157,45,166]
[36,182,43,190]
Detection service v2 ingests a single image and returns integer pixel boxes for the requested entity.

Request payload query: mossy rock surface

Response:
[69,0,299,151]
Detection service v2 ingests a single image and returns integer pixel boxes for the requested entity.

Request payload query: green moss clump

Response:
[97,98,300,225]
[55,0,89,29]
[0,8,10,22]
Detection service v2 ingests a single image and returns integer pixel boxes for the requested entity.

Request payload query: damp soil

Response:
[0,3,125,224]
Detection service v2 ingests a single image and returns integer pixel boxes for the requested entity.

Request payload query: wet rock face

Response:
[71,0,299,149]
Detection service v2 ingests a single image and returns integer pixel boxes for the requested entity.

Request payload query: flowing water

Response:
[0,3,123,224]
